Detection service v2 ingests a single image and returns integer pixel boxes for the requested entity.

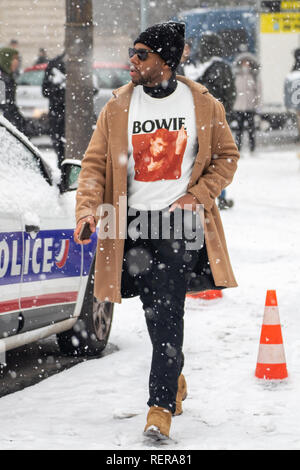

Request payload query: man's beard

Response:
[131,69,161,87]
[132,74,154,86]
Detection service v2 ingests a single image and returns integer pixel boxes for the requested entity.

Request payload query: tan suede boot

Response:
[173,373,187,416]
[144,406,172,440]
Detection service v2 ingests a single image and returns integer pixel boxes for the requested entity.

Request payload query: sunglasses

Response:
[128,47,156,61]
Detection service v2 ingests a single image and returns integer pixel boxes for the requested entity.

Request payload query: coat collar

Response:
[111,75,208,101]
[110,75,210,135]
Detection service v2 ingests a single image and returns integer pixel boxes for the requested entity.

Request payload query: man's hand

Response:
[175,125,188,155]
[147,157,164,172]
[169,193,199,212]
[74,216,96,245]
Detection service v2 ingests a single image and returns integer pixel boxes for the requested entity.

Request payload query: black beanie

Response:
[134,21,185,71]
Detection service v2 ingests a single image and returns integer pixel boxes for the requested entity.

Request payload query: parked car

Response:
[0,114,114,363]
[16,63,49,120]
[93,62,130,115]
[16,61,130,131]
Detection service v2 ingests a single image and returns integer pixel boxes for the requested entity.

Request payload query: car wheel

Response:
[57,261,114,356]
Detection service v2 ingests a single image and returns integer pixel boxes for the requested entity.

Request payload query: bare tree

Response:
[65,0,94,160]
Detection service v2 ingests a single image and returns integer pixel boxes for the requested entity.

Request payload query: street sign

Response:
[258,0,300,109]
[281,1,300,10]
[260,0,300,33]
[261,11,300,32]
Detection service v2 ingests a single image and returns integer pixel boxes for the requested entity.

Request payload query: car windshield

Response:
[94,67,130,89]
[17,70,45,86]
[0,125,62,216]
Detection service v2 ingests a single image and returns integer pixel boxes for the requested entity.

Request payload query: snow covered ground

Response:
[0,144,300,450]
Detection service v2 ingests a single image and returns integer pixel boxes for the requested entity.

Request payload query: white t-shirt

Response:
[127,81,197,211]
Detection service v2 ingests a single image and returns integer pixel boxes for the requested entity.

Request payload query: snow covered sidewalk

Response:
[0,146,299,450]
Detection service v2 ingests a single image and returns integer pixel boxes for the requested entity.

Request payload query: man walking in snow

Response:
[74,22,239,441]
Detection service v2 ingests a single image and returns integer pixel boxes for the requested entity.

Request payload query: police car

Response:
[0,114,113,361]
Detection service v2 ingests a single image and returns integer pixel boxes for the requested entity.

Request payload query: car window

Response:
[0,125,62,217]
[95,68,130,89]
[17,70,45,86]
[66,164,81,191]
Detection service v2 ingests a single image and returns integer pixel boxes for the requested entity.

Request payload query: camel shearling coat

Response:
[76,76,239,303]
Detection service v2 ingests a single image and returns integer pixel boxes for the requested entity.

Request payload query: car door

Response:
[20,212,82,333]
[0,119,24,340]
[0,212,23,340]
[0,119,82,334]
[19,161,82,334]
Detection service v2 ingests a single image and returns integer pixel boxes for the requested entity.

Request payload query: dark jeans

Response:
[235,111,256,152]
[123,209,202,413]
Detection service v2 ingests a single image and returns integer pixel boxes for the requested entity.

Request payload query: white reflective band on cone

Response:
[262,306,281,325]
[257,344,287,364]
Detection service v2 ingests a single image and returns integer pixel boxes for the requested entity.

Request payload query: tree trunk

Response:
[65,0,94,160]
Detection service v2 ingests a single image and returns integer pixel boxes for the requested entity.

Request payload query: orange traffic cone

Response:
[186,290,223,300]
[255,290,288,380]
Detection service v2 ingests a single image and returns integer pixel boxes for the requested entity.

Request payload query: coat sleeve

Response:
[200,62,236,114]
[75,104,109,224]
[2,75,36,137]
[188,100,239,211]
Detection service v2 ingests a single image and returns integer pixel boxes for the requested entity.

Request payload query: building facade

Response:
[0,0,65,67]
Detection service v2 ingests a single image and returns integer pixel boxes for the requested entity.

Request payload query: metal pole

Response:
[65,0,94,160]
[256,0,261,58]
[140,0,148,32]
